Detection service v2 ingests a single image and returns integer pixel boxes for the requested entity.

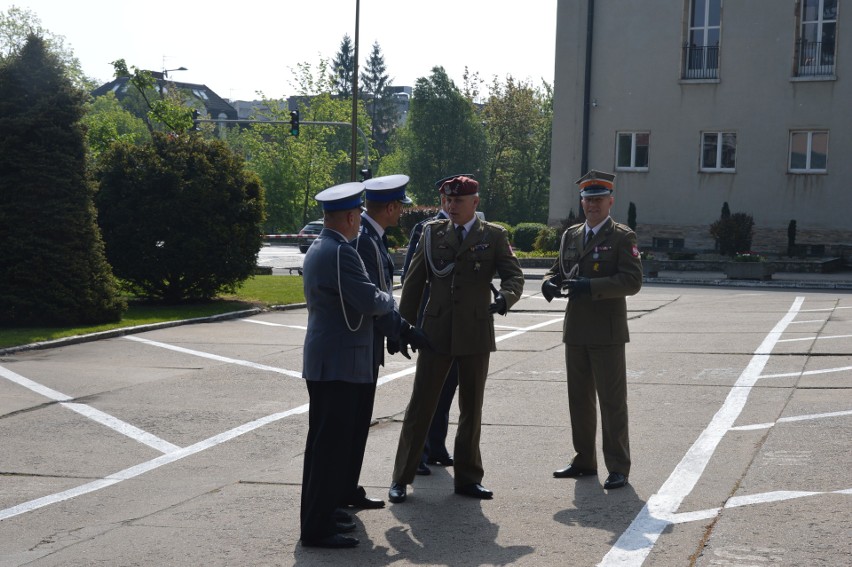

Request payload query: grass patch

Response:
[0,275,304,349]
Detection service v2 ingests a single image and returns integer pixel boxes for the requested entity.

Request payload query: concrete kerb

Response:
[3,268,851,356]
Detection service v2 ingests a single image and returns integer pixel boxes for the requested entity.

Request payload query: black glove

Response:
[564,277,591,298]
[541,279,566,302]
[489,284,508,315]
[401,323,433,352]
[387,339,411,359]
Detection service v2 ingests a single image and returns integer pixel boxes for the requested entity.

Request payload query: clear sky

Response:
[13,0,557,101]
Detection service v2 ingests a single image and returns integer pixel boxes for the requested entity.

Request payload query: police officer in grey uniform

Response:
[541,170,643,490]
[388,175,525,503]
[299,182,398,549]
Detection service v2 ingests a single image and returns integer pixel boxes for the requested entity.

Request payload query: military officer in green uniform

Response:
[541,170,643,490]
[388,175,525,503]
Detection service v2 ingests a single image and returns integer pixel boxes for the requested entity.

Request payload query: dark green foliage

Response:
[627,202,637,231]
[399,205,441,239]
[490,221,515,244]
[513,222,548,251]
[787,219,797,257]
[721,201,731,220]
[0,35,125,326]
[709,210,754,256]
[95,132,266,303]
[533,225,560,252]
[405,67,487,204]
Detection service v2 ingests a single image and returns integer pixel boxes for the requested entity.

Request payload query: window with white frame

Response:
[700,132,736,171]
[789,130,828,172]
[616,132,650,171]
[796,0,838,76]
[684,0,721,79]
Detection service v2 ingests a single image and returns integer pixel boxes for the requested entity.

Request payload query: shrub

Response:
[96,132,266,303]
[0,36,125,326]
[513,222,548,251]
[710,211,754,256]
[490,221,515,244]
[534,225,560,252]
[400,205,440,240]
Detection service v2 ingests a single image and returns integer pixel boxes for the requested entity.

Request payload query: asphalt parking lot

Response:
[1,280,850,566]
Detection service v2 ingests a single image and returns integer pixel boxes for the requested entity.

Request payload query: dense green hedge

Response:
[96,133,266,302]
[513,222,548,251]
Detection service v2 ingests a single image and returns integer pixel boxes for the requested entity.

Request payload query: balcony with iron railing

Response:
[682,44,719,80]
[795,39,835,77]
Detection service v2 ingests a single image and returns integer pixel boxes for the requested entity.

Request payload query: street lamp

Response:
[163,66,188,78]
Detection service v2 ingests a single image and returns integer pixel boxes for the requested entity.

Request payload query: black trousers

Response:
[301,380,372,541]
[422,360,459,462]
[341,374,378,502]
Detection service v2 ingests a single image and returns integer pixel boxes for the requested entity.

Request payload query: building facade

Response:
[549,0,850,253]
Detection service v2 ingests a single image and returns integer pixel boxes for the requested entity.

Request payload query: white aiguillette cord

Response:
[337,242,364,332]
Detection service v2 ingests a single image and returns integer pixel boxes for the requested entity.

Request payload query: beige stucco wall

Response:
[549,0,851,244]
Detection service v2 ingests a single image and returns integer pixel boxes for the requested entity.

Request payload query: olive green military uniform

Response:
[392,217,525,487]
[543,217,642,476]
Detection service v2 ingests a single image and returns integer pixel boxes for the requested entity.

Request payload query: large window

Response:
[683,0,721,79]
[701,132,736,172]
[616,132,650,171]
[789,130,828,172]
[796,0,837,76]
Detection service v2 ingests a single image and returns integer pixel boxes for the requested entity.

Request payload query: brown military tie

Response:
[585,229,594,247]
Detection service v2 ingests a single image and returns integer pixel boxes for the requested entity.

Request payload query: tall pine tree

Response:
[330,34,354,99]
[0,35,125,325]
[360,41,398,156]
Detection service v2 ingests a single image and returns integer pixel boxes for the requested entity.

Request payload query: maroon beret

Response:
[439,176,479,196]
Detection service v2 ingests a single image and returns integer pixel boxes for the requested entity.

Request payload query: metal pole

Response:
[351,0,360,181]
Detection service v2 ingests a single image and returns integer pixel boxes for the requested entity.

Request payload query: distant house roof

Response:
[91,72,238,121]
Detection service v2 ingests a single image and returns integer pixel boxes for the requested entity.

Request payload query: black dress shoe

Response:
[343,486,385,509]
[416,461,432,475]
[603,472,628,489]
[553,465,597,478]
[301,534,359,548]
[427,455,454,466]
[454,483,493,499]
[388,481,407,503]
[335,521,357,533]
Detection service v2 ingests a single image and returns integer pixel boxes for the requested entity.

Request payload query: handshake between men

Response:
[387,321,433,359]
[541,277,591,302]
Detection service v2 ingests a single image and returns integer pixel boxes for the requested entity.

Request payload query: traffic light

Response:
[289,110,300,137]
[359,168,372,181]
[191,109,200,131]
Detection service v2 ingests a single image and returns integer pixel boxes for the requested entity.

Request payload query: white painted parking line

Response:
[0,365,72,401]
[124,335,302,379]
[62,402,181,454]
[666,488,852,525]
[777,334,852,343]
[0,403,309,521]
[730,409,852,431]
[599,296,806,567]
[760,365,852,380]
[240,319,307,330]
[0,365,181,454]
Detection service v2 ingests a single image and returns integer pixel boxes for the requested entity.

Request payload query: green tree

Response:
[330,34,354,99]
[81,91,150,163]
[228,60,372,232]
[0,35,125,325]
[359,41,398,156]
[403,66,487,205]
[481,76,553,224]
[95,133,266,303]
[0,6,91,89]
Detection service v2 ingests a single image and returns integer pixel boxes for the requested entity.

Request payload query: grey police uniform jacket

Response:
[353,217,403,369]
[399,217,525,356]
[302,228,397,383]
[543,218,642,345]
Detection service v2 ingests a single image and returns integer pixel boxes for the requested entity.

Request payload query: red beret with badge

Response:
[439,176,479,196]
